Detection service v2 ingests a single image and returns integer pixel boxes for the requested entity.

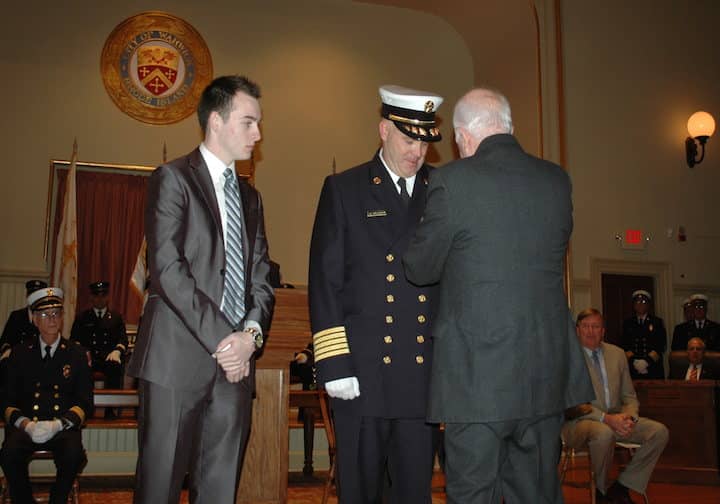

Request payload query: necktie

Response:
[591,350,608,404]
[397,178,411,207]
[222,168,246,327]
[43,345,51,362]
[689,365,699,381]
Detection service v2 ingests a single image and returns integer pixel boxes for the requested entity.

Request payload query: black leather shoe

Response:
[606,481,636,504]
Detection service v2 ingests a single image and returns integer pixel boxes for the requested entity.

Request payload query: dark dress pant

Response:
[444,413,563,504]
[133,371,253,504]
[333,411,434,504]
[0,428,85,504]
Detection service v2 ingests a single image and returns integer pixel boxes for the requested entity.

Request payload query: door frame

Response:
[590,258,674,329]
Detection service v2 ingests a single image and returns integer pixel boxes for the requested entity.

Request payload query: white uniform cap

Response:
[379,85,444,142]
[632,290,651,300]
[27,287,64,311]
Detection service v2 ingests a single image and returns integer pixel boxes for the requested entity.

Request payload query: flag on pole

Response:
[129,237,149,317]
[52,140,79,339]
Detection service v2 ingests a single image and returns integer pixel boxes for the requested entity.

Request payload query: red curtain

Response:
[53,169,148,326]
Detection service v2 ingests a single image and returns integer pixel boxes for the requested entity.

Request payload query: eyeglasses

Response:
[36,310,63,320]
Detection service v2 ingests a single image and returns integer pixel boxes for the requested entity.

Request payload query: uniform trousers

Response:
[444,413,563,504]
[0,428,85,504]
[133,371,253,504]
[561,417,669,494]
[333,411,434,504]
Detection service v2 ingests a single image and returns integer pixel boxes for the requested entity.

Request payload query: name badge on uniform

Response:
[366,210,388,218]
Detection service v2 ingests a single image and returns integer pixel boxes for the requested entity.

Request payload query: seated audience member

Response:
[672,293,720,351]
[0,280,48,361]
[290,342,315,390]
[0,287,92,504]
[681,298,694,322]
[669,337,716,380]
[70,281,128,390]
[621,290,666,379]
[562,308,669,504]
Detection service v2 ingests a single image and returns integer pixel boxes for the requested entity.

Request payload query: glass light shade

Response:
[687,111,716,138]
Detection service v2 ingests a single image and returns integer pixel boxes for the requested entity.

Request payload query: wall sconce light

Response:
[686,111,715,168]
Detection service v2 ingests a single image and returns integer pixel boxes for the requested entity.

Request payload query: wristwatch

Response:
[246,327,264,349]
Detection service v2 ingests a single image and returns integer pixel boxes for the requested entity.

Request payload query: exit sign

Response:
[621,229,647,250]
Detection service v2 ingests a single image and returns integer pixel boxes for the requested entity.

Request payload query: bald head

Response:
[687,337,706,365]
[453,88,513,158]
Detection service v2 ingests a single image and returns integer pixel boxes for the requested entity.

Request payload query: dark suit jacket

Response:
[668,361,717,380]
[309,154,437,418]
[403,134,594,423]
[672,320,720,351]
[621,315,666,379]
[127,148,274,390]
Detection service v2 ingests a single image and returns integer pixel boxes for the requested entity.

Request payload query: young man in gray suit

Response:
[563,309,669,504]
[128,75,275,504]
[403,88,593,503]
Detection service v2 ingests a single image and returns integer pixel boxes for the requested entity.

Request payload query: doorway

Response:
[601,274,655,346]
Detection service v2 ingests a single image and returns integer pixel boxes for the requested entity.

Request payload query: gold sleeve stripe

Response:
[70,406,86,424]
[314,326,350,362]
[4,407,19,424]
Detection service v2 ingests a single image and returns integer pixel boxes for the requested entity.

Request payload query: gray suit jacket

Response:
[403,134,593,423]
[128,148,274,390]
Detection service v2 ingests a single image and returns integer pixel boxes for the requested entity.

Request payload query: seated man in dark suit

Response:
[563,308,669,504]
[70,281,128,389]
[621,290,666,379]
[0,280,47,361]
[0,287,92,504]
[669,337,717,380]
[672,293,720,351]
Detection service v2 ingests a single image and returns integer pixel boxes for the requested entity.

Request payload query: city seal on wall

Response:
[101,11,213,125]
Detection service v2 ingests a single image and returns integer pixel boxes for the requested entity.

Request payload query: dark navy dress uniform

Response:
[70,308,127,388]
[0,308,38,355]
[0,338,92,504]
[671,319,720,351]
[621,315,666,379]
[309,154,438,503]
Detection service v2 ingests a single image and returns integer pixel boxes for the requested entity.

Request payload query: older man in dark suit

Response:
[309,85,442,503]
[128,75,275,504]
[403,87,593,503]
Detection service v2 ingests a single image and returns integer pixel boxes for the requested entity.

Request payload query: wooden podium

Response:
[236,288,311,503]
[634,380,720,485]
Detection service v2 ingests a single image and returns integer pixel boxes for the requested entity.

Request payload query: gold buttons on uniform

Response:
[417,315,426,323]
[386,295,395,303]
[34,392,40,398]
[418,294,427,302]
[54,405,60,411]
[54,385,59,390]
[385,316,394,324]
[386,254,395,262]
[32,417,38,421]
[384,336,393,344]
[33,405,39,410]
[416,335,425,343]
[386,274,395,282]
[36,382,41,388]
[416,356,424,364]
[383,356,392,364]
[54,393,60,399]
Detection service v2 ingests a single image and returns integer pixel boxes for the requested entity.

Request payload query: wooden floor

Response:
[33,469,720,503]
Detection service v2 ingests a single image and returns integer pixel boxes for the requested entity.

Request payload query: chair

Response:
[0,449,86,504]
[288,389,337,504]
[559,439,650,504]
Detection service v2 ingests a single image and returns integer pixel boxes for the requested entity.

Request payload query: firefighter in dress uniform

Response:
[0,287,92,504]
[622,290,667,379]
[309,85,443,503]
[671,293,720,351]
[70,281,127,389]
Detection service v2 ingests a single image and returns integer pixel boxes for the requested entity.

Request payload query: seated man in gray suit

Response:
[563,308,669,504]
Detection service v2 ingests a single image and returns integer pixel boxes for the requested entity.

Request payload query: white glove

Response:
[0,348,11,361]
[24,420,37,437]
[632,358,649,374]
[106,350,122,363]
[325,376,360,400]
[31,420,63,444]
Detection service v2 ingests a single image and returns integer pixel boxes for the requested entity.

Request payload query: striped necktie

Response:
[689,365,699,381]
[222,168,246,327]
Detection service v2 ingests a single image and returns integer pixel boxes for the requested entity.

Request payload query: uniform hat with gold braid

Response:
[27,287,64,312]
[379,85,443,142]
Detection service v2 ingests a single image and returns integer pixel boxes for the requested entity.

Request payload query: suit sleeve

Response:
[244,190,275,335]
[308,176,353,384]
[618,357,640,418]
[403,170,453,286]
[62,346,93,427]
[145,165,233,354]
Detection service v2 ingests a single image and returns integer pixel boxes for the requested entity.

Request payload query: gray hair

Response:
[453,88,513,138]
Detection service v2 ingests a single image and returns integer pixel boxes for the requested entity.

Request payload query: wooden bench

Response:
[87,389,139,428]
